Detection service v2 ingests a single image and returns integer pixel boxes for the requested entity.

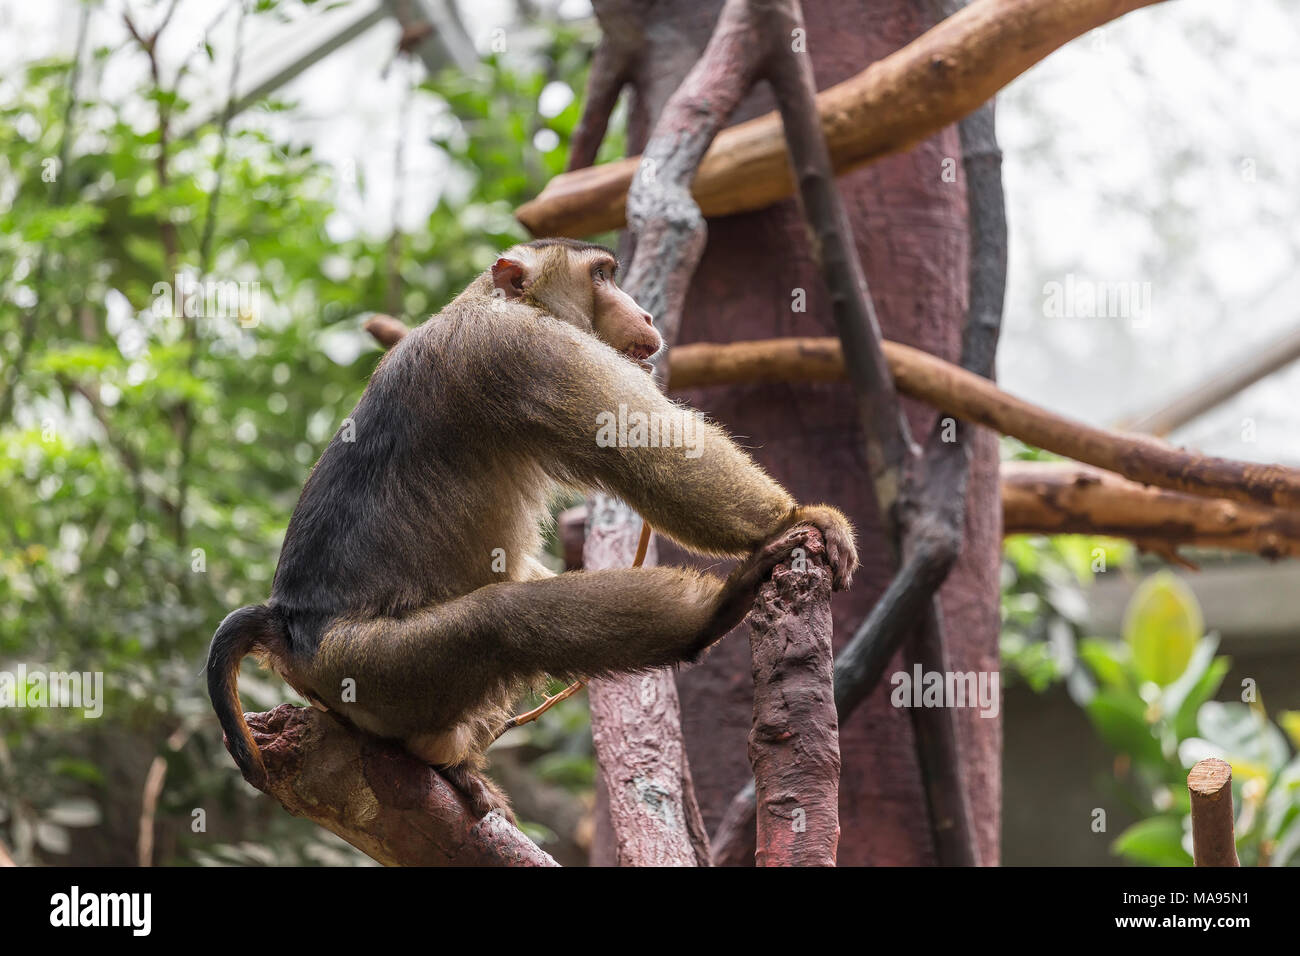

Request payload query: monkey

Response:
[207,237,858,820]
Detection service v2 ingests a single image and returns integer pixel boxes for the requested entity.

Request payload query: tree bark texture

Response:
[588,0,1001,866]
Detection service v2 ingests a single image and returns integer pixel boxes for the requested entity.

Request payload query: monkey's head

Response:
[491,239,663,364]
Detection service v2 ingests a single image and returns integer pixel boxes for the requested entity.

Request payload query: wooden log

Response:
[666,337,1300,511]
[1187,758,1239,867]
[238,705,558,866]
[1002,462,1300,559]
[516,0,1166,237]
[583,495,712,866]
[746,528,840,866]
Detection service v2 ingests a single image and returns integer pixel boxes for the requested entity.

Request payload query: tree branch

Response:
[367,318,1300,560]
[234,705,557,866]
[583,498,711,866]
[516,0,1167,237]
[758,0,977,865]
[1188,758,1239,868]
[580,0,775,866]
[745,527,840,866]
[1003,461,1300,558]
[566,35,629,171]
[667,337,1300,511]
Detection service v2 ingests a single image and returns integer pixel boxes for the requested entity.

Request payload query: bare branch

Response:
[760,0,975,865]
[517,0,1168,237]
[1003,462,1300,559]
[668,337,1300,512]
[566,37,630,171]
[581,0,773,866]
[236,705,558,867]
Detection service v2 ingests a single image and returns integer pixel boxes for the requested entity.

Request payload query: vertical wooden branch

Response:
[747,529,840,866]
[584,498,711,866]
[1188,758,1240,868]
[759,0,979,865]
[582,0,769,865]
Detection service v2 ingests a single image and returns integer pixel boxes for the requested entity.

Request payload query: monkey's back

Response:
[269,310,557,650]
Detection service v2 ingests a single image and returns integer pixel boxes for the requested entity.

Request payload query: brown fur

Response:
[207,241,859,820]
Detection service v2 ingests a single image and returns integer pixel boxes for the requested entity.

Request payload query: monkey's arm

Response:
[481,315,855,585]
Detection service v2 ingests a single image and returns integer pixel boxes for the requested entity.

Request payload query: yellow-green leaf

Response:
[1123,571,1202,686]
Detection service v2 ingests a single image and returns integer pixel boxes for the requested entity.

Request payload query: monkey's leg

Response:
[308,534,806,815]
[313,539,804,736]
[498,519,654,736]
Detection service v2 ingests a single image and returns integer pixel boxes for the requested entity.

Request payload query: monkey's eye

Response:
[593,266,607,282]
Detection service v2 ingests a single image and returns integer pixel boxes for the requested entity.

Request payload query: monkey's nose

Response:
[641,311,654,326]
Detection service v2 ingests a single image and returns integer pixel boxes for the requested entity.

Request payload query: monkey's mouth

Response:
[624,342,660,364]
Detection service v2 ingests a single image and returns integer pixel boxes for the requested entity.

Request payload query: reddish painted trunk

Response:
[747,530,840,866]
[594,0,1001,865]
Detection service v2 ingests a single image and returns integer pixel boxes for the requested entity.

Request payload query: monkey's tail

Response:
[206,604,289,791]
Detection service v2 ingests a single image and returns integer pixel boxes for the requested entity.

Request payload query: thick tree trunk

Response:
[591,0,1000,865]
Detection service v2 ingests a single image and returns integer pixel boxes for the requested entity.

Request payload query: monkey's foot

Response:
[440,763,515,825]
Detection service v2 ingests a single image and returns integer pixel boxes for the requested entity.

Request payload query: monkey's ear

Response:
[491,257,529,299]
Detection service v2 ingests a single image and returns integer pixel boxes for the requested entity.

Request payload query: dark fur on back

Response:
[207,247,858,808]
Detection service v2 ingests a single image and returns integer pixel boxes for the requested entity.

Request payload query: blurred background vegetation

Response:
[1,0,1297,866]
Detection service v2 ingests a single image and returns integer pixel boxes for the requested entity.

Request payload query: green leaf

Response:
[1086,689,1164,765]
[1123,571,1202,685]
[1279,711,1300,752]
[1163,634,1229,738]
[1078,637,1130,692]
[1198,701,1290,778]
[1113,816,1193,866]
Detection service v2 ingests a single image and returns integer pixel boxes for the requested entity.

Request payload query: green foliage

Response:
[0,2,604,865]
[1074,576,1299,865]
[999,437,1299,865]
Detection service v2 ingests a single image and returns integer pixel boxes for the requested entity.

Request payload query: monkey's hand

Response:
[786,504,858,591]
[701,521,846,652]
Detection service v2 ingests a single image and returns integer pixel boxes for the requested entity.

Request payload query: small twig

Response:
[137,724,193,868]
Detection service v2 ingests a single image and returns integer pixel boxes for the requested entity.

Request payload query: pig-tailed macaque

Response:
[208,238,858,819]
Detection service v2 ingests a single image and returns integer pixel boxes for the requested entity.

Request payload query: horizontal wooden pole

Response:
[516,0,1165,237]
[668,337,1300,511]
[556,465,1300,562]
[1002,462,1300,559]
